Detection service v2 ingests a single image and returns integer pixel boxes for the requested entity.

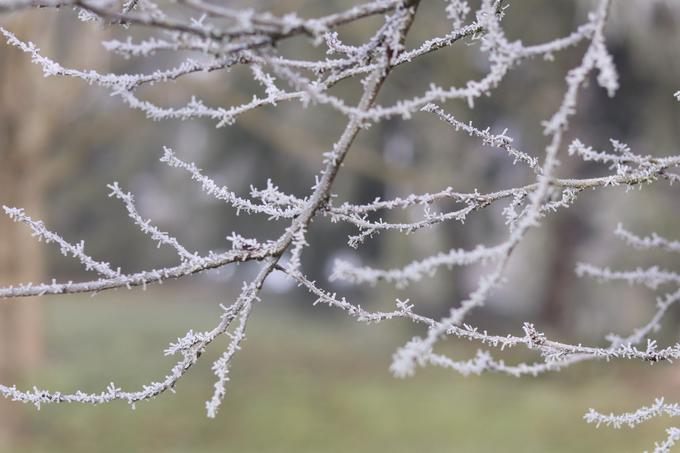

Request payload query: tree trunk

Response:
[0,16,53,447]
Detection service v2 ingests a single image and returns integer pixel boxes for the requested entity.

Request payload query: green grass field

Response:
[3,287,677,452]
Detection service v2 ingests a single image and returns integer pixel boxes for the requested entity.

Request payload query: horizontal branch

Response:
[0,247,273,298]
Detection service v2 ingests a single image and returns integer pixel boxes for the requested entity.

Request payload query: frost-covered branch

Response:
[422,103,540,172]
[615,224,680,254]
[0,0,423,416]
[0,1,679,449]
[108,182,200,262]
[3,206,121,279]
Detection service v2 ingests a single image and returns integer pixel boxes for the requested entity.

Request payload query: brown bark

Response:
[0,153,46,447]
[0,153,46,374]
[0,15,56,446]
[0,14,113,444]
[539,212,583,328]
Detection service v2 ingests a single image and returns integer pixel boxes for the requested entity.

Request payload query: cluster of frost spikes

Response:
[0,0,679,450]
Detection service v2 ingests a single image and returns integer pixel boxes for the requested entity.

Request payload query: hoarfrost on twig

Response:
[0,0,679,449]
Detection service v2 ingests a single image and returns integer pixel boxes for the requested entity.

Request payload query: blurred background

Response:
[1,0,680,451]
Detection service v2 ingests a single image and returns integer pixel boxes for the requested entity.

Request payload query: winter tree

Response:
[0,0,679,450]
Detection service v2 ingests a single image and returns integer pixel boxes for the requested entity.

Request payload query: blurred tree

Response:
[0,16,54,443]
[0,14,112,444]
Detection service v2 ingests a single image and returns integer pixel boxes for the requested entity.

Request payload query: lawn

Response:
[3,286,676,452]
